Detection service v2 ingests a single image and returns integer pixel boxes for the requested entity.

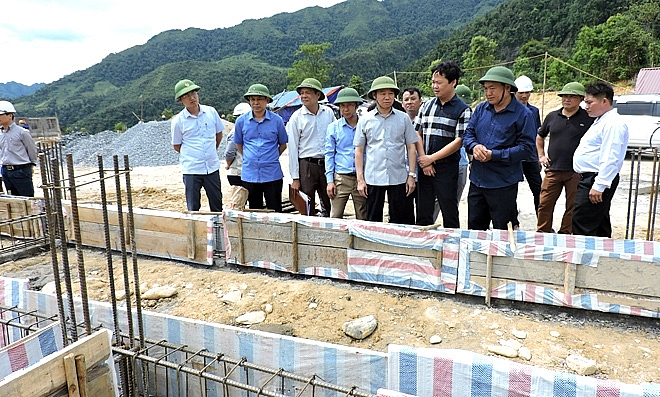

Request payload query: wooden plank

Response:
[75,355,88,397]
[297,225,349,248]
[0,330,112,397]
[292,222,298,273]
[63,353,81,397]
[564,263,577,296]
[576,257,660,297]
[225,218,291,243]
[469,252,566,286]
[238,217,245,264]
[485,255,493,307]
[187,218,195,260]
[353,237,438,261]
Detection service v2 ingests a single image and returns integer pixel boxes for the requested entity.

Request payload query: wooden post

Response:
[75,354,89,397]
[564,263,577,296]
[63,353,81,397]
[485,254,493,307]
[6,203,14,238]
[348,234,354,249]
[187,218,196,260]
[237,217,245,264]
[292,222,299,273]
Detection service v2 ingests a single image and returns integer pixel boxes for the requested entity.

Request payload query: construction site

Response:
[1,121,660,396]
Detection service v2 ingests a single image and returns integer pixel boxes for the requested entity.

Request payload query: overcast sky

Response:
[3,0,346,85]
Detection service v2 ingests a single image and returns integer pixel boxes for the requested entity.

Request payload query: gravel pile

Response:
[61,120,232,168]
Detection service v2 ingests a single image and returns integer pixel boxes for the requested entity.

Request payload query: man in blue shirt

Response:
[234,84,288,212]
[325,88,367,220]
[171,79,224,212]
[462,67,536,230]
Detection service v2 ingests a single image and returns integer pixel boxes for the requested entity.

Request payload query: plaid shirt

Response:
[413,95,471,163]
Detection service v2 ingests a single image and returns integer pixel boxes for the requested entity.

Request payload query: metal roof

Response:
[635,68,660,94]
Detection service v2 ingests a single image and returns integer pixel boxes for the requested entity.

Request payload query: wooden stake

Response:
[63,353,81,397]
[292,222,299,273]
[485,254,493,307]
[75,354,88,397]
[237,217,245,264]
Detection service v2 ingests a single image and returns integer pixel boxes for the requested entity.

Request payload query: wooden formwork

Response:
[0,196,44,238]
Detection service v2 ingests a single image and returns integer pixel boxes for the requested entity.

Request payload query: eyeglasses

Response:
[180,90,199,100]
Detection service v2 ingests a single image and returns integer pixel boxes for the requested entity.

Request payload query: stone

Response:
[512,329,527,339]
[342,315,378,340]
[116,289,126,301]
[550,330,561,338]
[235,311,266,325]
[566,354,597,375]
[489,323,499,330]
[518,346,532,361]
[487,345,519,358]
[500,338,522,351]
[309,302,318,309]
[221,290,242,304]
[263,303,273,314]
[430,335,442,344]
[424,306,442,322]
[494,330,504,337]
[142,286,177,300]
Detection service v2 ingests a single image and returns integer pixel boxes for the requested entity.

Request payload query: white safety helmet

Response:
[0,100,17,115]
[233,103,251,117]
[514,76,534,92]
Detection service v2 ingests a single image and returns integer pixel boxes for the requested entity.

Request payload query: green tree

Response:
[162,109,174,119]
[349,75,366,95]
[114,122,127,132]
[462,36,498,89]
[287,43,333,90]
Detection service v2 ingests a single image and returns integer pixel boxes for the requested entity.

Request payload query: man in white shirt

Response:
[572,81,628,237]
[287,78,336,216]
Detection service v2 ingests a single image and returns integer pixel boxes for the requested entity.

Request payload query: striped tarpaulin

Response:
[0,322,62,381]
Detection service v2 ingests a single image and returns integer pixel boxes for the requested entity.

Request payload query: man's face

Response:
[374,89,395,110]
[299,88,320,108]
[515,91,531,105]
[178,90,199,108]
[248,96,269,114]
[483,82,507,105]
[584,94,610,118]
[560,94,582,112]
[0,113,12,126]
[402,91,422,115]
[431,72,455,101]
[339,102,357,119]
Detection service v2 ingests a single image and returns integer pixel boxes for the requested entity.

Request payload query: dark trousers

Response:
[299,159,331,217]
[1,166,34,197]
[536,170,580,234]
[467,183,518,230]
[227,175,243,187]
[416,162,460,227]
[572,173,619,238]
[522,160,542,213]
[366,183,415,225]
[182,170,223,212]
[243,179,283,212]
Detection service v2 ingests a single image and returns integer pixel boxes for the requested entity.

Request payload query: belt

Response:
[337,172,357,177]
[3,164,32,171]
[301,157,324,165]
[579,172,597,179]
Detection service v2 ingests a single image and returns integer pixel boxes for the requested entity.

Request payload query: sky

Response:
[3,0,346,85]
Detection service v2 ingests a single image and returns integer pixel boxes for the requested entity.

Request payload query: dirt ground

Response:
[5,86,660,386]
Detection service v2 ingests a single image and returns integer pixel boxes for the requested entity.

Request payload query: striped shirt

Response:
[413,95,471,163]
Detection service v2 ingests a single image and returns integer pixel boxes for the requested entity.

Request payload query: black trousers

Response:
[182,170,222,212]
[243,179,284,212]
[366,183,415,225]
[522,160,542,214]
[467,183,518,230]
[416,161,459,227]
[572,173,619,238]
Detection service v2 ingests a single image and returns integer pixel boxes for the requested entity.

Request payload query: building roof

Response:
[635,68,660,95]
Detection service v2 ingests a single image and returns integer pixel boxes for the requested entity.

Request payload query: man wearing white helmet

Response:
[224,102,251,187]
[514,75,543,216]
[0,101,38,197]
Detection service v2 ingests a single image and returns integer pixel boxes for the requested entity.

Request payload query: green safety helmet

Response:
[478,66,518,92]
[558,82,586,97]
[455,84,472,104]
[367,76,400,99]
[174,79,201,100]
[243,83,273,103]
[334,87,363,105]
[296,78,325,101]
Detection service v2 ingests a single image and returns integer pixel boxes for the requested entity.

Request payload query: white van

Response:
[614,94,660,149]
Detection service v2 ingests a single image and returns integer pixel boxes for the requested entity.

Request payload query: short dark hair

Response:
[431,61,462,87]
[402,87,422,99]
[584,81,614,105]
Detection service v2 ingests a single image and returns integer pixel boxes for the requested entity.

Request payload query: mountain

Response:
[14,0,504,132]
[0,82,45,99]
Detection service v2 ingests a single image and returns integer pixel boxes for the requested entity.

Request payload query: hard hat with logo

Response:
[479,66,518,92]
[243,84,273,102]
[174,79,201,100]
[334,87,363,105]
[367,76,400,99]
[233,103,252,117]
[296,78,325,101]
[558,82,586,97]
[455,85,473,104]
[0,100,17,115]
[514,75,534,92]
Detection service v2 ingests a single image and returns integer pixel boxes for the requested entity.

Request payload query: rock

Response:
[342,315,378,340]
[139,282,148,294]
[489,323,499,330]
[41,281,58,295]
[309,302,318,309]
[116,289,126,301]
[487,345,519,358]
[263,303,273,314]
[430,335,442,344]
[550,330,561,338]
[512,329,527,339]
[142,286,178,300]
[566,354,597,375]
[235,311,266,325]
[424,306,442,322]
[221,290,242,304]
[518,346,532,361]
[500,338,522,351]
[495,330,504,337]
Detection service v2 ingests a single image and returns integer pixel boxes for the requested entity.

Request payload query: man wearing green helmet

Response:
[462,66,537,230]
[536,82,594,234]
[171,79,225,212]
[354,76,418,224]
[287,78,337,216]
[324,87,367,219]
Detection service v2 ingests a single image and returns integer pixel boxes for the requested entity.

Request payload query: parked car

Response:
[613,94,660,150]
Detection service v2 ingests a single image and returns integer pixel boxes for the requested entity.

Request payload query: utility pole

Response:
[140,95,144,121]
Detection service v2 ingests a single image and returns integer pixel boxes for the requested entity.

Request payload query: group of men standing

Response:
[171,62,628,238]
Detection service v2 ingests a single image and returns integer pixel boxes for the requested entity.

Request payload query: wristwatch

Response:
[408,172,417,178]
